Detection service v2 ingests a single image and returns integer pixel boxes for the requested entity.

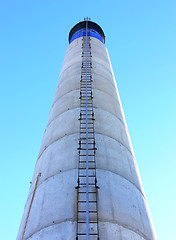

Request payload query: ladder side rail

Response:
[85,19,90,240]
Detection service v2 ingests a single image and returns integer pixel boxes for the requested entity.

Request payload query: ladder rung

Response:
[79,183,95,186]
[78,148,96,150]
[80,132,94,134]
[79,140,95,143]
[80,79,92,82]
[78,148,97,151]
[79,155,95,157]
[80,105,93,107]
[78,210,97,213]
[80,105,93,108]
[80,98,93,99]
[81,74,92,76]
[80,97,93,99]
[80,104,93,106]
[80,88,92,91]
[79,145,95,147]
[81,79,92,81]
[80,101,93,103]
[80,89,92,91]
[79,161,95,163]
[82,52,91,54]
[79,138,95,141]
[80,99,92,101]
[79,118,95,121]
[78,200,96,203]
[79,143,95,145]
[79,176,96,178]
[82,54,92,56]
[78,221,98,224]
[77,233,98,236]
[80,96,92,98]
[79,167,96,169]
[80,83,92,85]
[81,113,94,115]
[80,98,93,100]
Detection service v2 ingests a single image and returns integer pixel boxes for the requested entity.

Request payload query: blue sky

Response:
[0,1,176,239]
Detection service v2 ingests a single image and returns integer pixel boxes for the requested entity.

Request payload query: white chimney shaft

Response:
[17,20,156,240]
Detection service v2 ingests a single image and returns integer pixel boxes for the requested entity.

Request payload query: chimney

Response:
[17,19,156,240]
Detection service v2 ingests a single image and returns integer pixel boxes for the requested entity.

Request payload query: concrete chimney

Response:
[17,19,156,240]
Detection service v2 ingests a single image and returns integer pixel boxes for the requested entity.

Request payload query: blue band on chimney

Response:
[70,28,104,43]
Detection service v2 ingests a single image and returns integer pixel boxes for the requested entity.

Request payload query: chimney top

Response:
[69,20,105,44]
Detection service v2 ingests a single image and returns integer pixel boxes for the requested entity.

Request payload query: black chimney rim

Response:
[69,20,105,43]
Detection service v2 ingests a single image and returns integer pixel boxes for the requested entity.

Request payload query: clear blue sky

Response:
[0,1,176,239]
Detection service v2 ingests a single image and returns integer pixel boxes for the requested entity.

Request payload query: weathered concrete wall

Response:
[17,36,156,240]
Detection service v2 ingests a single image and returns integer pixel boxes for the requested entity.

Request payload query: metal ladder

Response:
[76,20,99,240]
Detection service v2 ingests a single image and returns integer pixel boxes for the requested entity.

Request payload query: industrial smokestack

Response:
[17,18,156,240]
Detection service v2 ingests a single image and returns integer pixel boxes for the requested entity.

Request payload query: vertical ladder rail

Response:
[85,19,89,240]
